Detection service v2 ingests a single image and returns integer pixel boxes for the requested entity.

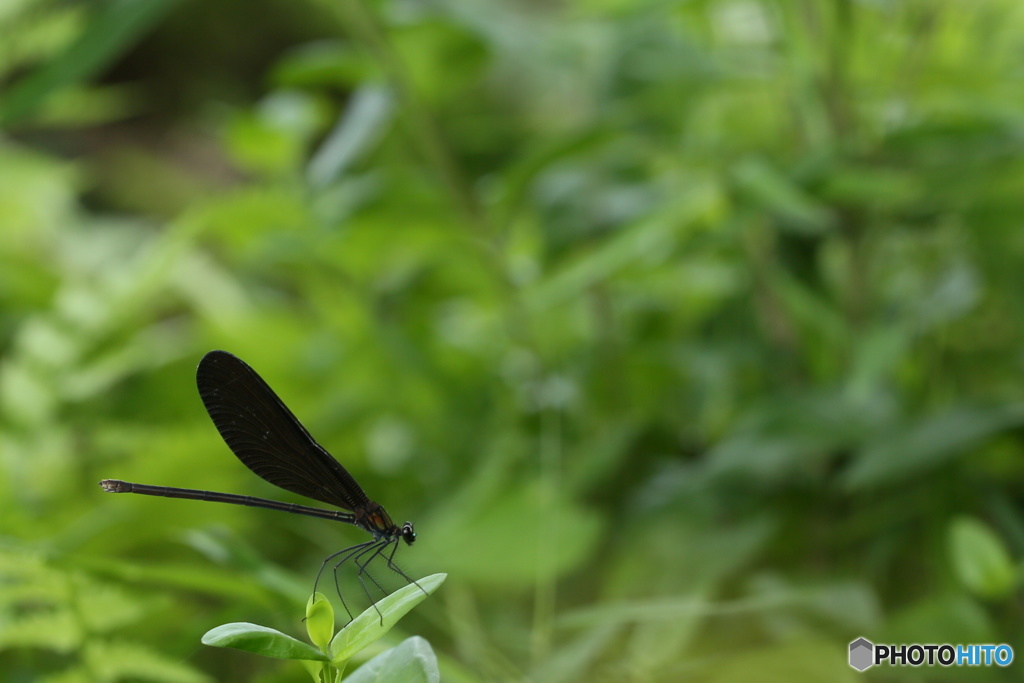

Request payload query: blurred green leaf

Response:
[733,158,833,234]
[525,185,717,311]
[820,165,921,209]
[308,85,394,187]
[271,41,377,88]
[948,517,1017,599]
[844,404,1024,490]
[529,623,619,683]
[424,483,602,586]
[225,109,304,176]
[0,0,180,126]
[706,390,888,483]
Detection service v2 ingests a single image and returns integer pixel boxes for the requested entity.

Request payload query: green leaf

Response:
[307,85,394,187]
[948,517,1016,599]
[844,404,1024,491]
[329,573,446,664]
[820,165,921,210]
[422,483,601,587]
[306,592,335,651]
[201,623,328,661]
[344,636,439,683]
[732,158,833,234]
[524,187,715,313]
[0,0,181,126]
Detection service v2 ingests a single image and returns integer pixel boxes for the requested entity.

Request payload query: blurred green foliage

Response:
[2,0,1024,680]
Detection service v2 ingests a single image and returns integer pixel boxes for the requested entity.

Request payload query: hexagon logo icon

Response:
[849,637,874,671]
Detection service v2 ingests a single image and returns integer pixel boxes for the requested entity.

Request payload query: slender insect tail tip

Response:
[99,479,127,492]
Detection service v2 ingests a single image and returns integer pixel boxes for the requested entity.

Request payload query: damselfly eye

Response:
[402,521,416,545]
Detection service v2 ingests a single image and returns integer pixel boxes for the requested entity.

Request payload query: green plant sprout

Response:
[201,573,446,682]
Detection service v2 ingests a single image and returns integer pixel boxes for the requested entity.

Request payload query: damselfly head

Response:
[401,521,416,545]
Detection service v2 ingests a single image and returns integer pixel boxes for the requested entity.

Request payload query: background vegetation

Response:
[2,0,1023,680]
